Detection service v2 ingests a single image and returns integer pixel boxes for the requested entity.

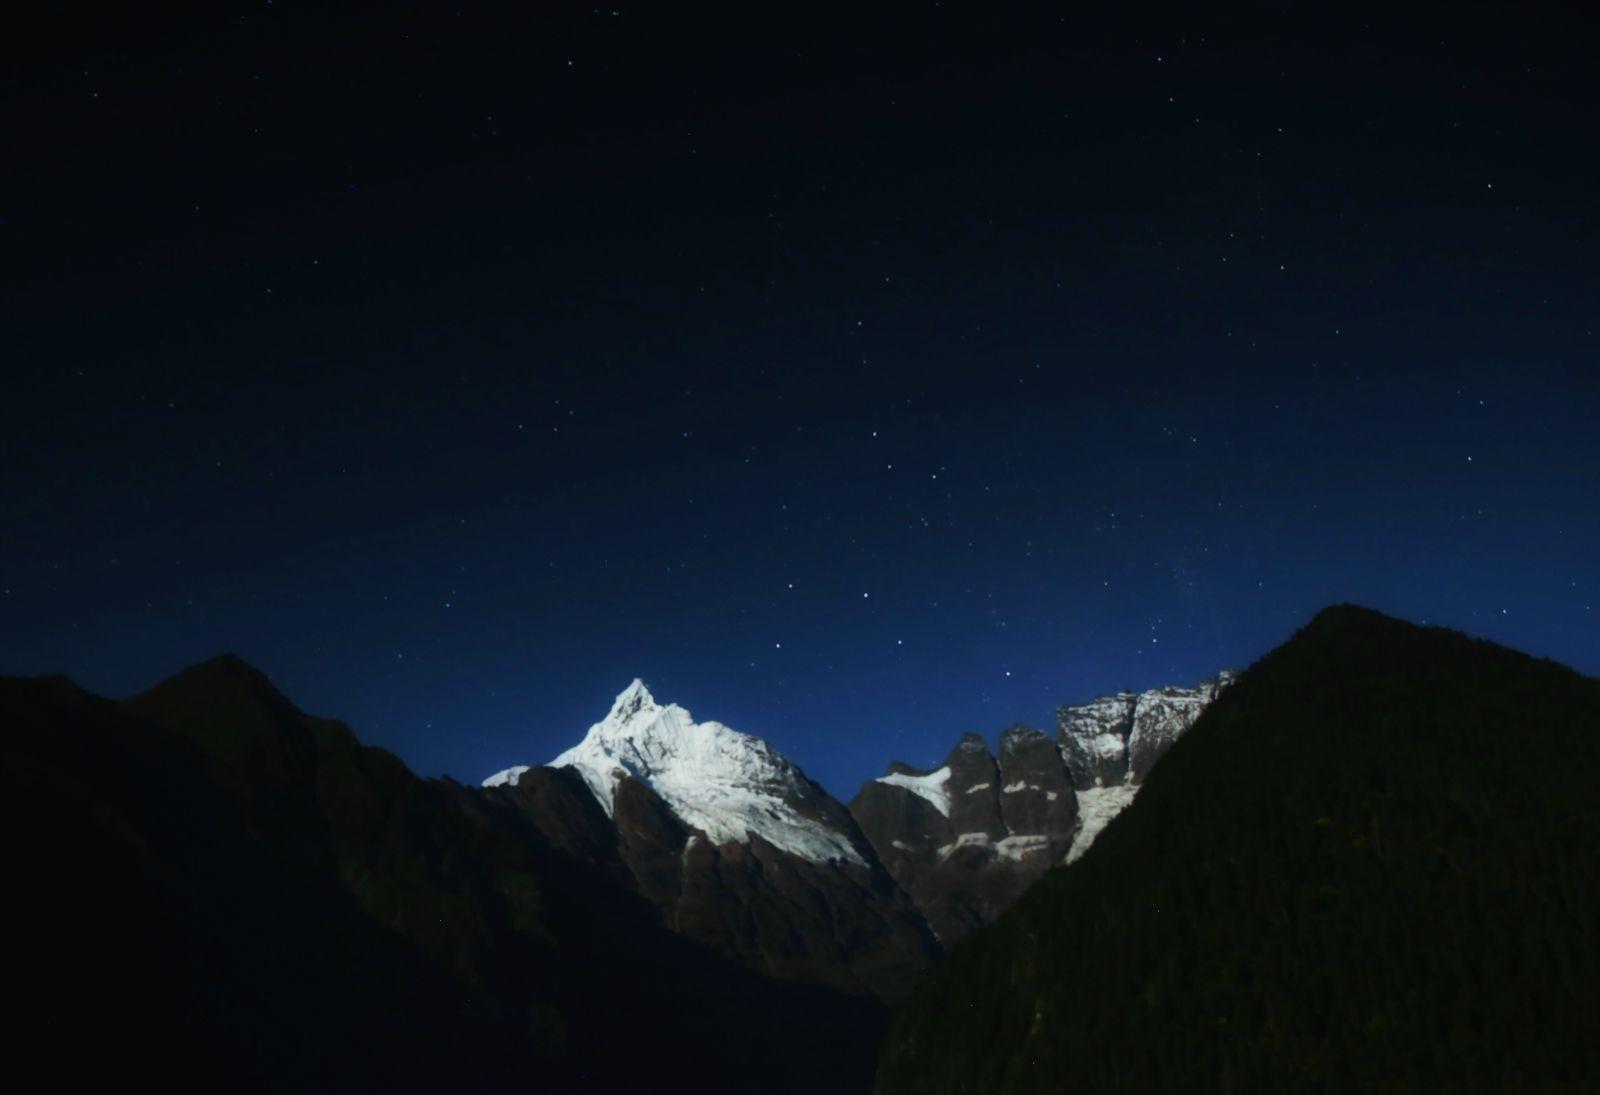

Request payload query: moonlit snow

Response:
[485,679,866,865]
[875,766,953,816]
[481,764,530,788]
[1065,784,1140,863]
[480,672,1235,871]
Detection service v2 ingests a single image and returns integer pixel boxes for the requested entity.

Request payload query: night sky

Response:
[4,2,1596,798]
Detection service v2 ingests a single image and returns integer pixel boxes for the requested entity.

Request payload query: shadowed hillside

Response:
[2,659,884,1093]
[874,606,1600,1092]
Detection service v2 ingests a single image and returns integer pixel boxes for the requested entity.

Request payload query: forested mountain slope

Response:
[874,606,1600,1092]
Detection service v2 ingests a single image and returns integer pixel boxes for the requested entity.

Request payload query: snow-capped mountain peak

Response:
[486,681,867,866]
[607,677,657,724]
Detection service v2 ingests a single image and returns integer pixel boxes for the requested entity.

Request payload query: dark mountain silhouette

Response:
[872,606,1600,1092]
[2,658,884,1094]
[9,606,1597,1092]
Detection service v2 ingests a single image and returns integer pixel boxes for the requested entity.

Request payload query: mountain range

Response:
[476,666,1232,965]
[848,672,1233,941]
[5,606,1596,1091]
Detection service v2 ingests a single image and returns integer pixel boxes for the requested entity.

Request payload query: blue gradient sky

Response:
[3,3,1595,798]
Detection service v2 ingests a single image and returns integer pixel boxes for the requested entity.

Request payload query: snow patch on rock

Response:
[481,764,531,788]
[995,834,1050,861]
[1066,784,1140,864]
[935,831,995,861]
[877,765,953,817]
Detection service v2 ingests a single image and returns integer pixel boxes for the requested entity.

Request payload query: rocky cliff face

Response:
[851,671,1233,940]
[1058,671,1238,790]
[998,725,1080,837]
[483,672,1231,962]
[849,726,1079,942]
[1058,672,1236,861]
